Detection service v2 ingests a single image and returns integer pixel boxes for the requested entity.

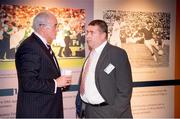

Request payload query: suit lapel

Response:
[95,43,110,87]
[52,53,60,72]
[96,43,110,70]
[31,33,60,75]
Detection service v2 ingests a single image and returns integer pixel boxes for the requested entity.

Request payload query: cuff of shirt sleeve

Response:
[54,79,57,93]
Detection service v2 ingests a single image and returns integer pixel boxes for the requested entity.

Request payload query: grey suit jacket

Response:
[15,33,63,118]
[76,42,133,118]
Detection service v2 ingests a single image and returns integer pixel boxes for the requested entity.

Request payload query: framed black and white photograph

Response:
[103,10,170,68]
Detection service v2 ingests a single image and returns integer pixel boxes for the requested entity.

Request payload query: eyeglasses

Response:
[39,23,58,29]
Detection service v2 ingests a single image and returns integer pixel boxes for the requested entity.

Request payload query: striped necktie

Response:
[80,50,95,95]
[47,44,59,69]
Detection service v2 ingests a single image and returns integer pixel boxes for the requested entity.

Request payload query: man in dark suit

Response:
[15,11,72,118]
[76,19,133,118]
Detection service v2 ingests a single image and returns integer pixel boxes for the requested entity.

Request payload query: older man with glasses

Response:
[15,11,72,118]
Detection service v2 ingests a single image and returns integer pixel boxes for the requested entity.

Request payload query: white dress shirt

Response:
[81,41,107,104]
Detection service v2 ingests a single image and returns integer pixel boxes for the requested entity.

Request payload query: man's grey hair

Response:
[32,11,55,31]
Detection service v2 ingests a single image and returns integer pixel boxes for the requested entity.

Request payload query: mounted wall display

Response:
[0,0,93,118]
[103,10,171,81]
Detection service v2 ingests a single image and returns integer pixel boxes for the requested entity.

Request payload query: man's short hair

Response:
[32,11,55,31]
[88,19,108,38]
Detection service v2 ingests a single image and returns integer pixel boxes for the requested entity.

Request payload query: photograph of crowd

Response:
[103,10,170,67]
[0,4,86,61]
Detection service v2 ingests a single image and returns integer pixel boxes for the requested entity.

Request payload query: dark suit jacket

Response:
[76,42,133,118]
[15,33,63,118]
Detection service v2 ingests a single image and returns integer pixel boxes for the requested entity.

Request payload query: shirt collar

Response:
[34,31,49,47]
[94,41,107,54]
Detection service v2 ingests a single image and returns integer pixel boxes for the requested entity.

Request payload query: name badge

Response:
[104,63,115,74]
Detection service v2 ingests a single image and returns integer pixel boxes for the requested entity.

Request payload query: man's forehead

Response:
[87,25,99,30]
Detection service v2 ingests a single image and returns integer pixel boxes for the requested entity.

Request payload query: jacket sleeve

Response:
[16,44,56,94]
[111,48,133,117]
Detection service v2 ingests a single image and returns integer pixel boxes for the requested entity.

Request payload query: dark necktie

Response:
[47,44,59,70]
